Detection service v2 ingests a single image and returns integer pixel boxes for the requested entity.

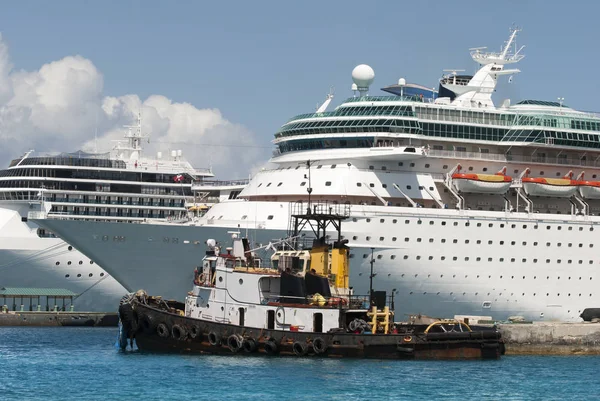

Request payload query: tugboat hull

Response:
[121,299,504,360]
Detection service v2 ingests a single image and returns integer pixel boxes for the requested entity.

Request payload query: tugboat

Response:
[119,201,504,359]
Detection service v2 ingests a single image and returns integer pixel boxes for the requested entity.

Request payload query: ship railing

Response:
[261,294,367,309]
[191,179,250,188]
[289,200,351,219]
[427,149,600,168]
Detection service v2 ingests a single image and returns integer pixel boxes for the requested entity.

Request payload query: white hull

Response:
[35,201,600,322]
[523,182,577,197]
[454,179,511,194]
[579,186,600,199]
[0,205,127,311]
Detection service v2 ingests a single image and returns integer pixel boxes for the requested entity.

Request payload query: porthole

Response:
[78,261,83,265]
[65,274,70,278]
[331,164,336,169]
[100,273,104,277]
[417,238,422,242]
[90,261,94,265]
[77,274,81,278]
[219,276,223,282]
[239,279,244,285]
[68,246,73,251]
[325,181,331,186]
[89,273,93,277]
[377,255,382,260]
[267,215,274,220]
[404,238,409,242]
[407,185,412,190]
[379,237,384,241]
[443,165,448,169]
[56,262,60,266]
[356,183,362,187]
[410,163,415,167]
[425,164,430,168]
[301,182,306,186]
[393,219,397,224]
[366,236,371,241]
[392,237,397,241]
[277,182,282,187]
[67,261,72,265]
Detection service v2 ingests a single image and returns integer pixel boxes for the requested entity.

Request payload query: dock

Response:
[499,322,600,355]
[0,311,118,327]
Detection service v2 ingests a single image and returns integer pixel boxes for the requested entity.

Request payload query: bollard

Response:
[37,305,41,312]
[20,305,24,312]
[53,305,58,312]
[69,305,74,312]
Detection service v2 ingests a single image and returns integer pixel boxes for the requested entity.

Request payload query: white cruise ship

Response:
[33,28,600,321]
[0,114,246,312]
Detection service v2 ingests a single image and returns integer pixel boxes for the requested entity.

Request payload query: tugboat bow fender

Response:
[292,341,309,356]
[242,337,258,353]
[312,337,327,354]
[208,331,221,346]
[156,322,170,338]
[188,325,200,339]
[227,334,243,353]
[264,338,279,355]
[171,324,188,341]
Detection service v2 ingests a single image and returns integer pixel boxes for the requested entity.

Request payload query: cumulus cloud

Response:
[0,34,266,178]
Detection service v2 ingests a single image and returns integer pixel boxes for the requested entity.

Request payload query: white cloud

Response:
[0,34,266,178]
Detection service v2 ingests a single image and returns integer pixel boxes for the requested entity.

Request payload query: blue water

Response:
[0,327,598,400]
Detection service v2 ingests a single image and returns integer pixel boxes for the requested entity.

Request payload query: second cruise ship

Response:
[34,28,600,320]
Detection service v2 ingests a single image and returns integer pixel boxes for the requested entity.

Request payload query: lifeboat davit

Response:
[522,169,578,198]
[452,166,512,194]
[576,172,600,199]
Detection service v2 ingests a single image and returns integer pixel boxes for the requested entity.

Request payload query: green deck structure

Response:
[0,287,78,312]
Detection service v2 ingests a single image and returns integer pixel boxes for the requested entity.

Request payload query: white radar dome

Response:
[206,238,217,248]
[352,64,375,89]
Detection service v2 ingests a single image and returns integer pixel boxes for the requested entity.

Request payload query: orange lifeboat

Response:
[452,166,512,194]
[522,169,578,198]
[577,172,600,199]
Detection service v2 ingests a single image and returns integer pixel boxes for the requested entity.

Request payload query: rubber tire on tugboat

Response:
[208,331,221,346]
[292,341,308,356]
[172,324,187,341]
[188,325,200,340]
[139,314,155,334]
[264,339,279,355]
[312,337,327,355]
[242,337,258,353]
[227,334,243,353]
[156,323,170,338]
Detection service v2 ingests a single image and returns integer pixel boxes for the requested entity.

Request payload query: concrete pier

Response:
[499,322,600,355]
[0,311,118,327]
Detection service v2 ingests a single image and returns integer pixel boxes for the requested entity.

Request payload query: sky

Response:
[0,0,599,178]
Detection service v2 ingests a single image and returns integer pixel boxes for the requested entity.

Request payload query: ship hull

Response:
[121,300,502,360]
[34,202,600,322]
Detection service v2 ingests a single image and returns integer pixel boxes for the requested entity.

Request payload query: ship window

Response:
[380,237,384,241]
[416,256,421,260]
[482,168,488,172]
[579,227,584,231]
[468,167,473,171]
[511,258,515,262]
[370,183,374,187]
[366,236,371,241]
[382,183,387,188]
[476,240,481,244]
[366,218,371,222]
[369,166,374,170]
[430,221,434,225]
[67,261,71,265]
[331,164,336,169]
[242,215,247,220]
[429,238,434,243]
[511,224,516,228]
[453,257,457,261]
[377,255,382,259]
[393,219,397,223]
[417,238,422,242]
[477,223,481,227]
[568,243,572,247]
[591,244,594,248]
[410,163,415,167]
[489,223,493,227]
[398,162,403,166]
[441,239,446,243]
[407,185,411,190]
[558,243,562,247]
[453,239,458,243]
[90,261,94,264]
[523,225,527,229]
[405,220,410,224]
[300,182,306,186]
[465,240,470,244]
[522,242,527,246]
[488,240,493,244]
[317,165,322,169]
[454,222,458,226]
[404,255,409,259]
[425,164,430,168]
[363,254,368,258]
[381,166,386,171]
[267,215,274,220]
[380,219,385,223]
[579,243,583,247]
[78,261,83,265]
[325,181,331,186]
[353,236,358,240]
[258,183,262,187]
[540,171,545,176]
[77,274,81,278]
[55,262,60,266]
[556,172,561,177]
[266,183,271,187]
[500,241,504,245]
[391,255,396,260]
[465,222,470,227]
[100,273,104,277]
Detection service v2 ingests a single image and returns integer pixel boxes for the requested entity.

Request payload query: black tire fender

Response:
[172,324,187,341]
[312,337,327,354]
[208,331,221,346]
[156,323,170,338]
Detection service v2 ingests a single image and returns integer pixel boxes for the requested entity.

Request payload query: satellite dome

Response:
[352,64,375,89]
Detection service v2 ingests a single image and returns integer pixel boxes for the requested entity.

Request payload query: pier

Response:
[0,311,118,327]
[499,322,600,355]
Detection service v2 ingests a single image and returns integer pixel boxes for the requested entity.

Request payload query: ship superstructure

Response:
[0,114,245,311]
[34,28,600,320]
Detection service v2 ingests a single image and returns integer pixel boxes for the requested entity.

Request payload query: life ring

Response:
[208,331,221,346]
[403,336,412,343]
[242,337,258,353]
[312,337,327,355]
[275,306,285,326]
[189,325,200,339]
[171,324,187,341]
[264,338,279,355]
[156,323,170,338]
[292,341,308,356]
[198,273,206,283]
[227,334,243,353]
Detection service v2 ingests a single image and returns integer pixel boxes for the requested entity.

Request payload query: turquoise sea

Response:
[0,327,598,400]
